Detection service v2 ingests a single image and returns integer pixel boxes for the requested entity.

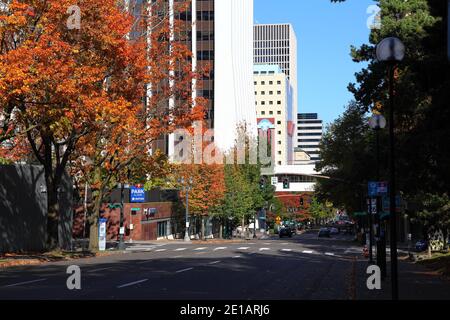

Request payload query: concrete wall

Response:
[0,165,73,252]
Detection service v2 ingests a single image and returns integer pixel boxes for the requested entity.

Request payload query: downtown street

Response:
[1,231,448,300]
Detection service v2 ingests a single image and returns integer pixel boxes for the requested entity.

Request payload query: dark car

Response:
[415,240,428,252]
[318,228,331,238]
[279,226,294,238]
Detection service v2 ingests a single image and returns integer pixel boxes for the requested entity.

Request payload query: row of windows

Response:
[298,145,320,149]
[197,50,214,60]
[298,132,322,137]
[256,101,282,106]
[254,48,290,56]
[277,175,317,183]
[197,31,214,41]
[255,91,282,95]
[254,40,291,48]
[298,139,321,143]
[298,120,323,124]
[254,80,282,85]
[297,127,323,130]
[197,11,214,21]
[258,110,282,115]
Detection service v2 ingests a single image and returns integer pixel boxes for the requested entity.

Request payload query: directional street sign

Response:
[368,181,388,197]
[271,177,278,186]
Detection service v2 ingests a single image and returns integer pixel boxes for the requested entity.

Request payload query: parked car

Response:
[415,240,428,252]
[279,225,294,238]
[318,228,331,238]
[330,227,339,235]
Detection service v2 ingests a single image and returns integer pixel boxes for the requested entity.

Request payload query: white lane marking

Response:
[281,243,289,245]
[232,255,242,259]
[263,242,271,245]
[155,249,166,252]
[237,247,249,250]
[325,252,335,256]
[281,249,292,252]
[302,250,314,254]
[259,248,270,251]
[117,279,148,289]
[194,247,207,251]
[208,261,221,265]
[88,267,113,272]
[174,248,187,251]
[213,247,227,251]
[175,267,194,273]
[3,278,47,288]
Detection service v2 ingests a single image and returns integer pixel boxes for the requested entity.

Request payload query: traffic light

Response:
[283,178,289,189]
[259,177,265,190]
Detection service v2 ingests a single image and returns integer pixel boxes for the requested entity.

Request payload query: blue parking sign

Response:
[130,187,145,203]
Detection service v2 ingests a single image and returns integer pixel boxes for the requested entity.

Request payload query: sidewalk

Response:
[354,255,450,300]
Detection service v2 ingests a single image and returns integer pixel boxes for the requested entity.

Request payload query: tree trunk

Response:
[219,219,223,239]
[201,216,205,241]
[88,178,103,252]
[242,216,245,239]
[45,176,59,250]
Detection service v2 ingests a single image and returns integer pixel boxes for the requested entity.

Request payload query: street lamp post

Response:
[118,183,126,251]
[369,113,387,273]
[376,37,405,301]
[179,178,193,242]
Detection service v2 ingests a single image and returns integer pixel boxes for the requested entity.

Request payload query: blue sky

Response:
[254,0,376,125]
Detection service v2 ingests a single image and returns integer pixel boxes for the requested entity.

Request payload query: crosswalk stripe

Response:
[117,279,148,289]
[175,267,193,273]
[302,250,314,254]
[174,248,187,251]
[194,247,207,251]
[237,247,249,250]
[213,247,227,251]
[281,249,292,252]
[259,248,270,251]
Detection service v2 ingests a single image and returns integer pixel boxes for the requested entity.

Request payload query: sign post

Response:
[99,218,107,251]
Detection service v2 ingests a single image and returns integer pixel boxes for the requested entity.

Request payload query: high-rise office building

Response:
[131,0,256,155]
[254,65,294,166]
[296,113,323,162]
[253,23,298,138]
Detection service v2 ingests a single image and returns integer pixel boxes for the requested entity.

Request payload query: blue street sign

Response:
[368,182,378,197]
[368,181,388,197]
[130,186,145,203]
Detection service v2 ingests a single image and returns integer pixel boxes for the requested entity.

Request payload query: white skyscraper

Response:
[214,0,257,151]
[254,23,298,134]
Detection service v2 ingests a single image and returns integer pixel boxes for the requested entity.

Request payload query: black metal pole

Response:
[184,187,190,241]
[388,64,399,300]
[118,184,125,250]
[376,129,387,279]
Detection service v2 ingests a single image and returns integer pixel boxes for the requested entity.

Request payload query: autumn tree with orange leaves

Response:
[0,0,205,249]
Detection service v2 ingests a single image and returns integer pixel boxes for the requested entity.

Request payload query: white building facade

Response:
[297,113,323,162]
[254,65,294,166]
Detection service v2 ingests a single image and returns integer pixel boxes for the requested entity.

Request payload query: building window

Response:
[277,111,281,115]
[277,91,281,95]
[197,11,214,21]
[261,81,265,85]
[254,81,257,85]
[278,131,281,135]
[261,101,266,105]
[278,151,282,155]
[269,81,273,85]
[269,91,273,95]
[277,101,281,105]
[278,161,282,165]
[277,81,281,85]
[262,111,266,115]
[269,101,273,105]
[278,141,281,145]
[277,121,281,124]
[269,111,273,115]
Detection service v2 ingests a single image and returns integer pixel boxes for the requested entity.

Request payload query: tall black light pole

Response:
[369,113,387,274]
[118,183,125,250]
[376,37,405,301]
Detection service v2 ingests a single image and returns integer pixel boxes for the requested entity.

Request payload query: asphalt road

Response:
[0,231,364,300]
